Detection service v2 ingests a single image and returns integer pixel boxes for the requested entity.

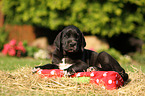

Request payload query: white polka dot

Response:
[76,73,81,77]
[50,70,55,75]
[116,80,118,84]
[116,74,118,77]
[101,86,106,89]
[44,77,48,79]
[119,77,122,80]
[96,79,99,83]
[90,72,94,77]
[37,69,42,74]
[103,72,108,77]
[108,80,112,84]
[121,80,124,82]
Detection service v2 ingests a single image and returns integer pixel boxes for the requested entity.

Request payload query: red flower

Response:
[2,49,8,55]
[2,44,11,55]
[16,50,21,57]
[4,44,11,50]
[16,41,26,53]
[18,41,23,46]
[9,39,16,46]
[2,39,26,57]
[8,48,16,56]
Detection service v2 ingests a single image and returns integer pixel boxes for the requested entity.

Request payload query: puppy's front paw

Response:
[32,67,40,74]
[63,68,75,76]
[87,67,97,72]
[63,70,71,76]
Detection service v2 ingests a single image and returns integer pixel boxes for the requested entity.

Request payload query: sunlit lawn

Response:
[0,56,51,71]
[0,56,145,73]
[121,60,145,73]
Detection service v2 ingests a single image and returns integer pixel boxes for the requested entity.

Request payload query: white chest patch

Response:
[59,58,72,70]
[59,63,72,70]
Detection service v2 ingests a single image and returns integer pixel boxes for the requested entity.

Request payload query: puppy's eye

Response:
[64,33,71,38]
[74,34,79,39]
[64,35,68,38]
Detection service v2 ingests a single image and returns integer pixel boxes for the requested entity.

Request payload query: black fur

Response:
[34,25,128,81]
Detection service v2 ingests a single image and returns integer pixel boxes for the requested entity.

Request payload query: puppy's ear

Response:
[54,32,62,50]
[81,33,86,51]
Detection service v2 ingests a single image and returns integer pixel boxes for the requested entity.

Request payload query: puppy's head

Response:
[54,25,86,53]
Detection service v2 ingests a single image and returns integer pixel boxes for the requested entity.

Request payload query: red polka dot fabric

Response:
[37,69,64,78]
[36,69,124,90]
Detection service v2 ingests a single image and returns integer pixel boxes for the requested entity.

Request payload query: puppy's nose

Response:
[69,42,76,47]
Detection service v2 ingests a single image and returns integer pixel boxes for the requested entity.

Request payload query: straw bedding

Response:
[0,66,145,95]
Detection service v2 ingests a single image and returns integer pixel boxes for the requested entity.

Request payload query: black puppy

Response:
[33,25,128,81]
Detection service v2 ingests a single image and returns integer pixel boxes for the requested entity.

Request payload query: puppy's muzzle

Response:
[69,42,76,47]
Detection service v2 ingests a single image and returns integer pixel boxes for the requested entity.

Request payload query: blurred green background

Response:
[1,0,145,40]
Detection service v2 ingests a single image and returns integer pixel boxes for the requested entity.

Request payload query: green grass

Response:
[0,56,145,73]
[0,56,51,71]
[120,61,145,73]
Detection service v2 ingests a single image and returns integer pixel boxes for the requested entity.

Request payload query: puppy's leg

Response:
[32,64,59,73]
[97,51,128,81]
[64,60,89,75]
